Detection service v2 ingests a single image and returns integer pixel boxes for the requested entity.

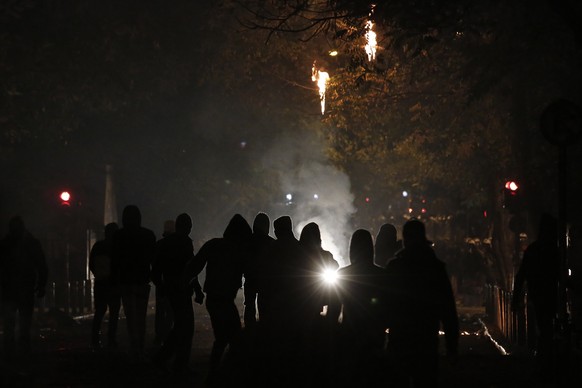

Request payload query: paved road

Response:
[1,298,580,387]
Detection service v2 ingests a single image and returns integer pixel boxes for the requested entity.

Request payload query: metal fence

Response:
[485,284,534,349]
[36,280,94,316]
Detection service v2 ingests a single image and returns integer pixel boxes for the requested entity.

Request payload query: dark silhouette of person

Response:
[0,216,48,359]
[385,219,459,387]
[153,220,175,347]
[151,213,203,378]
[243,212,274,329]
[252,215,305,385]
[297,222,341,385]
[512,213,559,379]
[259,215,306,331]
[89,222,121,349]
[298,222,340,323]
[337,229,387,386]
[111,205,156,362]
[185,214,251,384]
[374,223,402,267]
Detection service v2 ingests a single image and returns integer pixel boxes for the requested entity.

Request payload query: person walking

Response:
[89,222,121,349]
[243,212,274,329]
[385,219,459,387]
[151,213,203,378]
[0,216,48,360]
[512,213,559,382]
[337,229,387,386]
[185,214,252,385]
[111,205,156,362]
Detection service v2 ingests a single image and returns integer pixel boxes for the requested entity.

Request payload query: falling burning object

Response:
[312,61,330,115]
[365,20,377,61]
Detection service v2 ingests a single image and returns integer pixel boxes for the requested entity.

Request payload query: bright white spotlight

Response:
[321,268,338,285]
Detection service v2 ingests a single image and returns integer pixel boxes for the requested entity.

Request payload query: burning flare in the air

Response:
[312,61,330,115]
[365,20,377,61]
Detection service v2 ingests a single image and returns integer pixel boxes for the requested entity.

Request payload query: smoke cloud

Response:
[264,131,356,267]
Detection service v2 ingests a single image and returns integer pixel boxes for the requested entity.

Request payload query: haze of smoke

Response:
[264,131,356,267]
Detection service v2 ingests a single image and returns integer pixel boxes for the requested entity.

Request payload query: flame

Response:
[312,61,330,115]
[365,20,377,61]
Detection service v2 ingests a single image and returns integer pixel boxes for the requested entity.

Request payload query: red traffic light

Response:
[505,181,519,192]
[60,191,71,206]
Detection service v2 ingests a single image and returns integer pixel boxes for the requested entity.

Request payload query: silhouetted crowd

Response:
[87,206,460,387]
[3,206,580,387]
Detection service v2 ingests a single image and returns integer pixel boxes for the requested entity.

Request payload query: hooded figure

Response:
[336,229,387,385]
[298,222,340,322]
[244,212,274,328]
[374,223,402,267]
[385,219,459,387]
[185,214,252,383]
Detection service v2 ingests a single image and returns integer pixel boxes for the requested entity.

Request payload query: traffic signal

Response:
[60,191,71,207]
[503,181,521,213]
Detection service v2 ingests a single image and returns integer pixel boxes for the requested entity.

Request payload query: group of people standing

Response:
[0,205,458,386]
[89,205,459,387]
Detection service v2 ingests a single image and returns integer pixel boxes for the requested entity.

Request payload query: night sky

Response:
[1,1,581,276]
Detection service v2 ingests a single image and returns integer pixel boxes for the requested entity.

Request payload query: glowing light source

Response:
[402,191,409,197]
[286,193,293,201]
[365,20,377,61]
[321,268,338,285]
[505,181,519,191]
[313,194,319,200]
[311,61,330,115]
[60,191,71,202]
[329,50,338,56]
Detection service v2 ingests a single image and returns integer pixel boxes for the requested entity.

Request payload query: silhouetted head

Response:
[175,213,192,236]
[104,222,119,240]
[375,223,398,258]
[162,220,175,237]
[122,205,142,229]
[537,213,557,242]
[299,222,321,248]
[349,229,374,265]
[253,212,270,236]
[274,216,294,239]
[8,216,26,238]
[402,219,428,248]
[223,214,252,243]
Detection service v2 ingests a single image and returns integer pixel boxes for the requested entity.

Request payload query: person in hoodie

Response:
[185,214,252,383]
[243,212,274,329]
[298,222,340,324]
[111,205,156,362]
[385,218,459,388]
[337,229,387,385]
